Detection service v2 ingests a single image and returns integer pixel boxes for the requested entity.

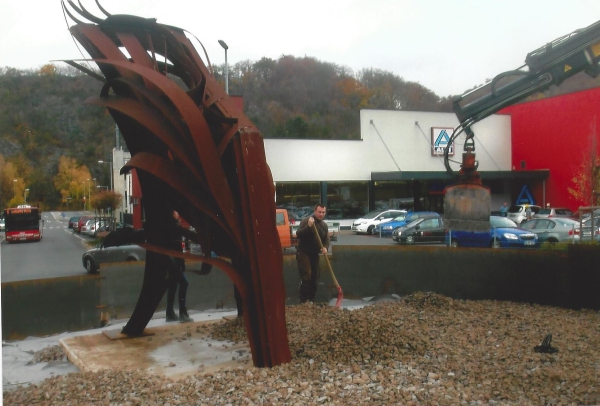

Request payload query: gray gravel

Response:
[4,292,599,405]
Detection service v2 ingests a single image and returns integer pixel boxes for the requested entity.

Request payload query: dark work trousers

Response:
[167,258,188,313]
[296,251,320,303]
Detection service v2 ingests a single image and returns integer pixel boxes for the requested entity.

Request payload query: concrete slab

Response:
[60,318,252,380]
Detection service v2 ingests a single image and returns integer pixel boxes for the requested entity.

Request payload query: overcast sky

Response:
[1,0,599,96]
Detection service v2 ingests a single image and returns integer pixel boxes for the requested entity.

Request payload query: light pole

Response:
[218,39,229,94]
[87,178,91,210]
[82,181,86,210]
[98,160,113,190]
[13,179,17,199]
[24,188,29,204]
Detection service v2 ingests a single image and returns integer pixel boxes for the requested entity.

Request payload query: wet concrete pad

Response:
[59,319,252,379]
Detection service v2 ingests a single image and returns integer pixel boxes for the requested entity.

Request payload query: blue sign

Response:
[516,185,535,205]
[431,127,454,156]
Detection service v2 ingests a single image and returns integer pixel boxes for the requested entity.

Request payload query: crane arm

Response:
[453,19,600,133]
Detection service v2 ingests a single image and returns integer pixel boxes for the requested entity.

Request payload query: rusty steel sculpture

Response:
[61,1,291,367]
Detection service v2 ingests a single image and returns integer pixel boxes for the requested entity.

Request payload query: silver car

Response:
[520,218,580,244]
[82,243,146,274]
[82,220,111,237]
[533,207,574,219]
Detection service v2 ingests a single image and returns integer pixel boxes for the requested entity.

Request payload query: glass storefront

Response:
[275,182,321,221]
[373,181,413,212]
[275,178,507,220]
[275,181,369,220]
[326,181,368,219]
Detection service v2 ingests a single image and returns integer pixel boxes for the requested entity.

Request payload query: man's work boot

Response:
[166,310,178,322]
[179,309,193,323]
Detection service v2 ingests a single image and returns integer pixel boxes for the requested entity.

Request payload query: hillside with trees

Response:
[1,55,599,210]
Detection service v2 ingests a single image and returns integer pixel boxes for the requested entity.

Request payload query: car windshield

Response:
[490,216,518,228]
[537,209,551,215]
[406,217,423,226]
[508,206,522,213]
[392,214,407,221]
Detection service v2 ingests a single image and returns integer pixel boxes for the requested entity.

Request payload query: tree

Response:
[0,155,26,208]
[90,190,122,215]
[568,130,600,207]
[53,156,92,209]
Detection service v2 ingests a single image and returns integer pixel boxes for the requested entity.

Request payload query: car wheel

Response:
[547,238,558,245]
[450,239,459,248]
[491,239,502,248]
[406,236,415,244]
[367,225,375,234]
[85,257,98,274]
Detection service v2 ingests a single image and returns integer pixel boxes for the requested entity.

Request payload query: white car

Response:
[351,209,406,234]
[506,204,541,225]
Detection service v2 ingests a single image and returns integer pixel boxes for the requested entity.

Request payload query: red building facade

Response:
[502,87,600,212]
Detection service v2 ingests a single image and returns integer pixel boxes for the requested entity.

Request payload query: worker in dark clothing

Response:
[165,210,193,323]
[295,204,329,303]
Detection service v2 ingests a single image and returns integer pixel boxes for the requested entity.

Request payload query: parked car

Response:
[580,217,600,241]
[0,217,5,232]
[375,211,440,236]
[519,217,580,244]
[580,208,600,220]
[75,216,93,233]
[392,215,445,244]
[68,216,81,229]
[82,220,111,237]
[446,215,539,249]
[82,243,146,274]
[506,204,541,225]
[533,207,574,219]
[80,219,95,235]
[351,209,406,234]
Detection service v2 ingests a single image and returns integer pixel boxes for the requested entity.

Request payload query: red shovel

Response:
[312,224,343,308]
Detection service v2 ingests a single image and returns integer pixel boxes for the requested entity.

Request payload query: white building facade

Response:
[264,109,519,221]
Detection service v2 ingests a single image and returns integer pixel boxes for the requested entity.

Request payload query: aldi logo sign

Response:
[431,127,454,156]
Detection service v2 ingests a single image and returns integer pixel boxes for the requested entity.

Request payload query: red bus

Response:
[3,206,43,243]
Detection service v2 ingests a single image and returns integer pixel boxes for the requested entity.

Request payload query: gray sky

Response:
[1,0,599,96]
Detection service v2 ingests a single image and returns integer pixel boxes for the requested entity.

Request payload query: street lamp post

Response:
[218,39,229,94]
[87,178,91,210]
[13,179,17,199]
[82,181,86,210]
[98,160,113,190]
[24,188,29,204]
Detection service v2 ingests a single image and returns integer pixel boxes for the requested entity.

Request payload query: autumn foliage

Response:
[90,190,122,213]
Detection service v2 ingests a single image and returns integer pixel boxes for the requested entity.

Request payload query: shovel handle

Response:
[312,224,340,288]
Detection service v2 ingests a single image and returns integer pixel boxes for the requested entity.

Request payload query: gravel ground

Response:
[4,292,600,405]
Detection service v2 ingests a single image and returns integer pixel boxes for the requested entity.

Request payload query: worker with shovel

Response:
[295,204,330,303]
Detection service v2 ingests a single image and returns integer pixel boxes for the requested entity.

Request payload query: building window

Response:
[275,182,321,221]
[374,181,413,211]
[326,181,368,219]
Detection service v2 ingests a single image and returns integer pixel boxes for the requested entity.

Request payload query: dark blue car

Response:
[374,211,440,236]
[445,216,539,248]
